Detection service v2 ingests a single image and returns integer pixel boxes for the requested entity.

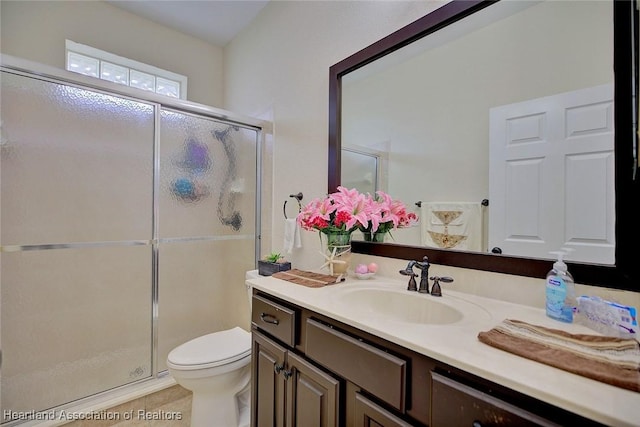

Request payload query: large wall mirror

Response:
[329,0,639,290]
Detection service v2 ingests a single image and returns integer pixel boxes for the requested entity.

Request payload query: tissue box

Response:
[258,260,292,276]
[576,296,637,338]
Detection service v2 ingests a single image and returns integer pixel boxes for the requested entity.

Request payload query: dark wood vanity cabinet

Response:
[251,291,604,427]
[252,331,340,427]
[251,294,340,427]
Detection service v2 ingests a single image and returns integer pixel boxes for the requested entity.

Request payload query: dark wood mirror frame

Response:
[329,0,639,291]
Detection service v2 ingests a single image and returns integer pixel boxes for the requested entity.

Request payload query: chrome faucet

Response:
[399,256,430,293]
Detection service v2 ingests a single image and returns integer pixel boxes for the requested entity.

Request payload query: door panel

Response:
[287,352,340,427]
[0,71,154,417]
[252,332,287,427]
[489,84,614,262]
[353,393,413,427]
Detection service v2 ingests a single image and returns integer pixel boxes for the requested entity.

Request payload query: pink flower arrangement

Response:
[297,186,418,236]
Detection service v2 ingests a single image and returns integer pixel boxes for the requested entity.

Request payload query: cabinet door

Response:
[286,352,340,427]
[353,392,414,427]
[252,332,288,427]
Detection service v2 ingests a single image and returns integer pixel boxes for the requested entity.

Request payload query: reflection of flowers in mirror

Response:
[361,191,418,237]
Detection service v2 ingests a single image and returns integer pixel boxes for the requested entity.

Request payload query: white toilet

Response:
[166,270,259,427]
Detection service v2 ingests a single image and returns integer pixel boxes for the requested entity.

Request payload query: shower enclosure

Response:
[0,58,263,423]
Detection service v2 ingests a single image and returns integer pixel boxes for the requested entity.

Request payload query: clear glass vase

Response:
[321,231,352,275]
[363,231,387,242]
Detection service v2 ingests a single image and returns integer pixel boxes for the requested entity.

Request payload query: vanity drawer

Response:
[430,372,560,427]
[305,318,406,411]
[251,294,297,347]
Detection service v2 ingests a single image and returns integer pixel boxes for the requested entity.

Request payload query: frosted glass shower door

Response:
[1,72,154,417]
[157,109,258,372]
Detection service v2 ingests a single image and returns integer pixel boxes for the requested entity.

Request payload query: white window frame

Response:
[65,40,188,100]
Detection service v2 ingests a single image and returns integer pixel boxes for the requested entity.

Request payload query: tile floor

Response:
[65,386,192,427]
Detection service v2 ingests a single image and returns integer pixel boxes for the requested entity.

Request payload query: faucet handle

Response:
[399,268,418,291]
[407,274,418,292]
[399,262,419,291]
[429,276,453,297]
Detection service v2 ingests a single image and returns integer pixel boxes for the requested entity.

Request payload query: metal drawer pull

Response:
[274,363,284,374]
[260,313,280,325]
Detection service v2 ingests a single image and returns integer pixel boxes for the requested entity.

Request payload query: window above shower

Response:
[65,40,187,99]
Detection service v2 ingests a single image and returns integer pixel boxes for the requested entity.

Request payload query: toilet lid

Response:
[167,327,251,368]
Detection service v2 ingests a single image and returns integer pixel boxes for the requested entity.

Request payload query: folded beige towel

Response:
[478,319,640,393]
[272,269,344,288]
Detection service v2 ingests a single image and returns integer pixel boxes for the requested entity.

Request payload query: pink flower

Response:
[296,187,417,236]
[363,192,385,233]
[362,190,418,234]
[331,186,370,230]
[297,196,336,231]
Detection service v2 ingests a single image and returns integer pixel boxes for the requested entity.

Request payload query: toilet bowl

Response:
[167,270,259,427]
[167,327,251,427]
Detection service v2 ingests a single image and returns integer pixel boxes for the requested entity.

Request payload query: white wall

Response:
[0,0,224,107]
[224,0,446,268]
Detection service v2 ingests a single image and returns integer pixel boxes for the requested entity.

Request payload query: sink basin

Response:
[333,288,465,324]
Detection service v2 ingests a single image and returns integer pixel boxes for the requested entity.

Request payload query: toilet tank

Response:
[245,269,260,308]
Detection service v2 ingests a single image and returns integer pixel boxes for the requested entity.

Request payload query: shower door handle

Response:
[260,313,280,325]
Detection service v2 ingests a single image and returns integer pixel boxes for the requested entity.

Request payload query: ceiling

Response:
[106,1,270,47]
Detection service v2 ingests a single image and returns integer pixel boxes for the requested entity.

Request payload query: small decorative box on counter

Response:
[258,252,292,276]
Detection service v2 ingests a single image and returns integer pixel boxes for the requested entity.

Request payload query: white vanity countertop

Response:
[247,274,640,427]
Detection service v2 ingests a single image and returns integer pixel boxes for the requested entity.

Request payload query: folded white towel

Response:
[420,202,484,251]
[283,218,302,254]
